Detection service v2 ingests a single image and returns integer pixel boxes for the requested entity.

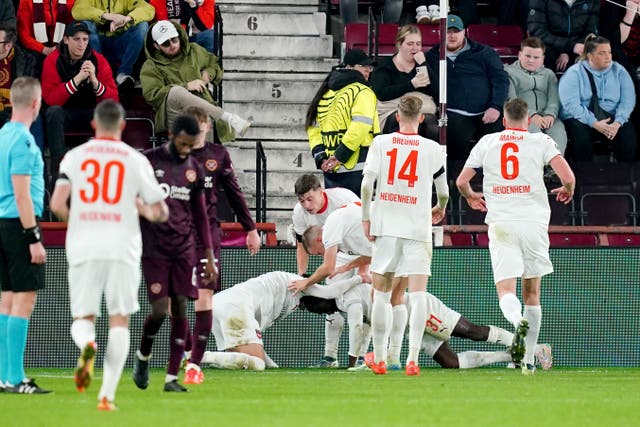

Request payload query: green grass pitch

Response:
[3,368,639,427]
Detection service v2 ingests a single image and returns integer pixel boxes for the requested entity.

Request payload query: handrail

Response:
[255,141,267,223]
[214,3,224,107]
[367,6,378,60]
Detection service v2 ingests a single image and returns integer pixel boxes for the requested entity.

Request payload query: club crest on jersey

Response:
[150,283,162,294]
[155,169,165,178]
[185,169,197,182]
[205,159,218,172]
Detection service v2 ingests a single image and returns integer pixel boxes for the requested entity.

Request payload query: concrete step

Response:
[219,0,318,5]
[224,101,307,127]
[223,35,333,58]
[240,126,309,141]
[223,73,324,102]
[222,12,326,36]
[227,144,315,172]
[223,57,338,73]
[219,4,319,13]
[236,170,315,197]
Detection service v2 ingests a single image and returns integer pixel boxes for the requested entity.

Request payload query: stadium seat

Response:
[465,24,523,63]
[344,23,398,56]
[549,233,598,247]
[475,232,489,247]
[580,192,636,226]
[605,233,640,246]
[448,232,474,246]
[123,116,157,151]
[417,24,440,51]
[549,193,578,226]
[376,23,399,56]
[344,23,369,52]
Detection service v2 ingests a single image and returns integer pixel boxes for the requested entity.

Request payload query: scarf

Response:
[33,0,71,45]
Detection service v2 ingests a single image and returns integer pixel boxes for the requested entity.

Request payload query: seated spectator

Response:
[339,0,402,25]
[0,24,45,152]
[41,20,118,180]
[150,0,216,53]
[1,1,15,27]
[370,24,438,141]
[528,0,600,72]
[141,20,250,141]
[415,1,478,26]
[17,0,75,59]
[425,15,508,161]
[559,34,637,162]
[505,37,568,154]
[600,0,640,82]
[71,0,154,90]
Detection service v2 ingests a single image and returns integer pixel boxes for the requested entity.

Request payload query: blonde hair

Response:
[579,33,610,62]
[397,95,423,120]
[10,77,41,109]
[396,24,421,50]
[503,98,528,122]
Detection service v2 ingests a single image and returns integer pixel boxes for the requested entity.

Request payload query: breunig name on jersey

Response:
[159,182,192,201]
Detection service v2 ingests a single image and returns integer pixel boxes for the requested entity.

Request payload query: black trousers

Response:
[563,117,637,162]
[446,111,504,160]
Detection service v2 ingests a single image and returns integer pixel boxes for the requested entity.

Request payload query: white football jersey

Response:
[464,129,561,224]
[364,132,446,242]
[292,187,360,235]
[337,283,373,320]
[322,202,372,257]
[58,138,165,266]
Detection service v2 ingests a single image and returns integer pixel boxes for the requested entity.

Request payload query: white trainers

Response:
[226,113,251,138]
[535,344,553,370]
[416,6,430,24]
[427,5,441,22]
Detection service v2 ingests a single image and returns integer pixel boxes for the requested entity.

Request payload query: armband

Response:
[23,225,42,244]
[622,20,633,27]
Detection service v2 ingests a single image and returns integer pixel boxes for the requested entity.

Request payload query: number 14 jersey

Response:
[363,132,446,242]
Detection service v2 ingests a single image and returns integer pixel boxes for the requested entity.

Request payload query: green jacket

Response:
[72,0,155,36]
[140,21,226,135]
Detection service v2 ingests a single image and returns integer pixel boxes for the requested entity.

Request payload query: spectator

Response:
[149,0,216,53]
[1,1,15,27]
[496,0,530,34]
[17,0,75,59]
[340,0,402,25]
[415,1,478,26]
[0,24,45,152]
[305,48,380,196]
[600,0,640,81]
[370,24,439,142]
[425,15,509,161]
[559,34,637,162]
[528,0,600,72]
[71,0,154,90]
[505,37,568,154]
[41,20,118,181]
[141,20,250,141]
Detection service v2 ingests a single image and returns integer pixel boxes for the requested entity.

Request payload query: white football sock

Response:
[201,351,265,370]
[359,323,371,357]
[388,304,407,364]
[487,325,514,347]
[71,319,95,350]
[324,312,344,359]
[458,351,512,369]
[499,293,523,328]
[406,291,427,365]
[523,305,542,365]
[371,290,392,364]
[98,327,129,402]
[347,303,364,358]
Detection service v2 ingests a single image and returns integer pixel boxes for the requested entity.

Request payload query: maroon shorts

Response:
[142,257,198,301]
[196,224,222,292]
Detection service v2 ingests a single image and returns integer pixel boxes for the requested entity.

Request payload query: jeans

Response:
[84,20,148,76]
[190,29,215,54]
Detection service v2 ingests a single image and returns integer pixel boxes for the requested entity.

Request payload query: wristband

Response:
[23,225,42,244]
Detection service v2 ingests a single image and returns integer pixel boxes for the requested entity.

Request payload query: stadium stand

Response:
[465,23,523,63]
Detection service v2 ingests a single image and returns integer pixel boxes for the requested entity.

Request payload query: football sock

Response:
[407,291,427,364]
[458,351,512,369]
[165,374,178,383]
[523,305,542,365]
[359,323,371,357]
[0,313,8,383]
[99,326,129,402]
[388,304,408,364]
[201,351,266,370]
[487,325,514,347]
[371,290,392,364]
[264,352,278,369]
[6,316,29,385]
[346,303,364,359]
[324,312,343,359]
[139,315,164,357]
[70,318,96,350]
[190,310,212,366]
[499,293,523,328]
[168,317,188,376]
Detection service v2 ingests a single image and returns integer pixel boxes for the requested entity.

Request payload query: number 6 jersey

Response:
[464,129,561,225]
[363,132,446,242]
[58,138,166,267]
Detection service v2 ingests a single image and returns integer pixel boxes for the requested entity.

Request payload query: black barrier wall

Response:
[26,247,640,369]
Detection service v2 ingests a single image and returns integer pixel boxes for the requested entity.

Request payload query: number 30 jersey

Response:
[465,129,561,225]
[363,132,446,242]
[58,138,165,266]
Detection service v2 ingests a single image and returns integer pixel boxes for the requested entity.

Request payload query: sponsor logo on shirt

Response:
[155,169,165,178]
[492,185,531,194]
[205,159,218,171]
[185,169,197,182]
[159,183,191,201]
[378,192,418,205]
[150,282,162,294]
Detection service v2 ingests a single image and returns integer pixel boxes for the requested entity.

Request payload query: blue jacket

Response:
[558,60,636,126]
[426,38,509,114]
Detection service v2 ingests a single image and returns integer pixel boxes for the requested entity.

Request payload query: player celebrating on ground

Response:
[361,95,449,376]
[456,98,574,375]
[50,100,169,410]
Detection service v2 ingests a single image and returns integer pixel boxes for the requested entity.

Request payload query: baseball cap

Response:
[342,48,377,67]
[152,20,180,45]
[65,20,90,37]
[447,15,465,31]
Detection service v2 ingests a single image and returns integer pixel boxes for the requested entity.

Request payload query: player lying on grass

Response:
[200,271,363,370]
[301,283,553,370]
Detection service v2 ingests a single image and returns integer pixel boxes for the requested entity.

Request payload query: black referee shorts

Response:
[0,219,45,292]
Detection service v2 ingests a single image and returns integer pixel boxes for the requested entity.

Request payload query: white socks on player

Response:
[458,351,512,369]
[371,290,392,364]
[347,303,365,359]
[487,325,514,347]
[388,304,408,365]
[71,318,96,350]
[201,351,266,371]
[324,312,344,360]
[98,327,129,402]
[523,305,542,365]
[407,291,427,365]
[499,293,523,328]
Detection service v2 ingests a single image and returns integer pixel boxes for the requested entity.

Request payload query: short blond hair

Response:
[397,95,423,120]
[10,77,41,109]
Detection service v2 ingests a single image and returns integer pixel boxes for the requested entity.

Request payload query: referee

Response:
[0,77,49,394]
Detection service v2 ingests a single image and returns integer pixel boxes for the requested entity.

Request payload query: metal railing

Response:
[255,141,267,223]
[213,3,224,106]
